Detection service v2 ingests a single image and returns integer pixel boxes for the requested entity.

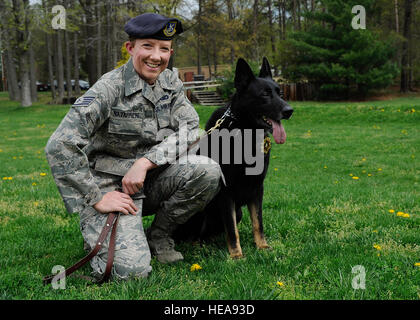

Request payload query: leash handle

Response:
[43,212,120,285]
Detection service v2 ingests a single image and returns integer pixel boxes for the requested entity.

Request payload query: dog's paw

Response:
[229,247,243,259]
[230,252,243,259]
[255,239,271,250]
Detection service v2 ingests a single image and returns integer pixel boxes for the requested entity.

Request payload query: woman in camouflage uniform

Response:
[45,13,222,280]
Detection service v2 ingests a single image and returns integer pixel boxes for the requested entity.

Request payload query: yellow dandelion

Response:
[378,168,382,171]
[32,182,37,186]
[349,173,353,177]
[277,281,284,287]
[362,158,366,161]
[412,108,416,113]
[0,149,3,152]
[272,156,277,159]
[381,109,384,112]
[388,209,395,213]
[402,213,410,218]
[274,168,278,171]
[40,172,47,176]
[368,173,372,176]
[362,170,366,173]
[414,263,420,267]
[12,156,17,160]
[352,176,359,180]
[373,244,381,251]
[372,230,378,233]
[324,166,327,169]
[7,177,12,180]
[190,264,202,272]
[34,201,39,207]
[396,211,405,217]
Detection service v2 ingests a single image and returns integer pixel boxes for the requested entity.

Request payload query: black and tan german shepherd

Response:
[174,57,293,259]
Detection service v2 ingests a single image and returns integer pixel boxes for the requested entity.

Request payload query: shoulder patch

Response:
[73,96,96,107]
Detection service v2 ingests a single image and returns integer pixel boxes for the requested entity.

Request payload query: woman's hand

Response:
[122,157,157,195]
[93,190,139,215]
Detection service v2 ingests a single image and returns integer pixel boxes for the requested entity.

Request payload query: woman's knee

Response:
[112,249,152,279]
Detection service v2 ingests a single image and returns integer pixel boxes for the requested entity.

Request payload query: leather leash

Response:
[43,211,120,285]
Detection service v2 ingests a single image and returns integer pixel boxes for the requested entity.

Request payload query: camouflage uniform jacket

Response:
[45,58,200,214]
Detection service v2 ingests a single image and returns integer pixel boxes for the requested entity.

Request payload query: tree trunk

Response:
[56,29,65,103]
[13,0,32,107]
[400,0,412,92]
[0,2,20,102]
[267,0,276,72]
[297,0,301,31]
[46,31,56,102]
[111,0,118,69]
[96,0,102,79]
[64,29,73,99]
[106,0,112,71]
[197,0,202,75]
[212,39,218,76]
[282,0,286,40]
[226,0,235,65]
[394,0,399,33]
[19,53,32,107]
[207,46,211,78]
[253,0,260,61]
[29,41,37,102]
[80,0,97,86]
[4,50,20,101]
[74,31,81,96]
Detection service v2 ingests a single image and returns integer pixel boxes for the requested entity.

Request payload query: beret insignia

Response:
[163,21,177,37]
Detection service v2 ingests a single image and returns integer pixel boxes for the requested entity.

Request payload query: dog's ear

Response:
[259,57,272,79]
[234,58,255,92]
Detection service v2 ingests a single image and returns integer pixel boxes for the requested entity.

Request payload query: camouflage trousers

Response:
[79,155,222,280]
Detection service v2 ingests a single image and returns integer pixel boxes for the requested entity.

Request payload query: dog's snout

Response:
[282,106,293,120]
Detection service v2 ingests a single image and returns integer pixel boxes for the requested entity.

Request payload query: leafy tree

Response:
[283,0,399,99]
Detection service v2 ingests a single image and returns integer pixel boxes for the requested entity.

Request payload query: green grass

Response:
[0,92,419,300]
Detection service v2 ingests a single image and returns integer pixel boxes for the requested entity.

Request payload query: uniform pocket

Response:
[155,103,171,129]
[108,110,144,136]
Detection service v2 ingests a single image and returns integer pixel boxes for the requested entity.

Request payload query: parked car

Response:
[36,81,49,91]
[48,79,90,91]
[78,80,90,90]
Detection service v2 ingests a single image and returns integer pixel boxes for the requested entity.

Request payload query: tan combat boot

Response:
[146,213,183,264]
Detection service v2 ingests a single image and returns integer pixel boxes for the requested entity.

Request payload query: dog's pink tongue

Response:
[268,119,286,144]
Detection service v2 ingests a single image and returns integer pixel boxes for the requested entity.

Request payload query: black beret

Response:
[124,13,183,40]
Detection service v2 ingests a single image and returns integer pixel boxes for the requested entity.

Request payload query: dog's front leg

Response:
[222,197,243,259]
[247,197,270,250]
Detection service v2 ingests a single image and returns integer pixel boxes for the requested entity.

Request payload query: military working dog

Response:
[174,57,293,258]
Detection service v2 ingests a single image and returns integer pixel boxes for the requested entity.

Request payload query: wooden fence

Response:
[278,82,315,101]
[181,80,315,102]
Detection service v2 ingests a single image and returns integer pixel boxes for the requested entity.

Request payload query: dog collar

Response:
[221,106,239,128]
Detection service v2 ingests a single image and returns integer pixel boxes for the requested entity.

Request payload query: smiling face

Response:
[125,38,174,84]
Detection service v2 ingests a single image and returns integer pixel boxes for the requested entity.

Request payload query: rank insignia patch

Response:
[73,96,95,107]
